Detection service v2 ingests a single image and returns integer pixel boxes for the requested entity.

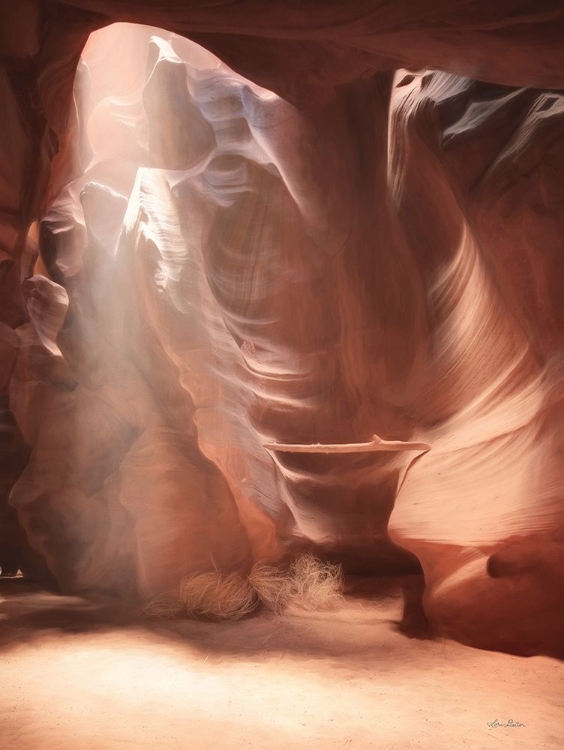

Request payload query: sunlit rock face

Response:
[9,25,427,597]
[10,27,281,598]
[1,5,564,657]
[387,72,564,656]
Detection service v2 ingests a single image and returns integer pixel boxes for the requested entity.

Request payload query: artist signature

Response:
[487,719,525,729]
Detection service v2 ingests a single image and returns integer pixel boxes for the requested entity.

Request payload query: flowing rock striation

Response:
[0,3,563,656]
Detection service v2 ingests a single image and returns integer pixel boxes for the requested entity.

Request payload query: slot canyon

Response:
[0,2,563,748]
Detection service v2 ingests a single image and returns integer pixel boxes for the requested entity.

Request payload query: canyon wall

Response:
[1,2,563,656]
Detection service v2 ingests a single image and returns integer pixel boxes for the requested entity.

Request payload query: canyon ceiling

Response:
[1,1,564,659]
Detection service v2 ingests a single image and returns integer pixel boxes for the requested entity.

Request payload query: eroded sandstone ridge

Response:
[1,2,563,657]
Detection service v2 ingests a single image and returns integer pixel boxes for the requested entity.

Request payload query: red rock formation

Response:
[387,71,564,656]
[1,3,563,657]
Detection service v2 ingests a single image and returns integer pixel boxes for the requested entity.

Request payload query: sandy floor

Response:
[0,577,562,750]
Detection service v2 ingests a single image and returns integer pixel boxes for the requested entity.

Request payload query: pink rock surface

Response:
[0,4,563,657]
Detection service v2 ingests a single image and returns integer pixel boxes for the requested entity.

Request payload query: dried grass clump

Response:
[143,590,184,619]
[285,553,344,611]
[250,553,344,613]
[144,554,344,621]
[179,570,259,620]
[248,563,292,614]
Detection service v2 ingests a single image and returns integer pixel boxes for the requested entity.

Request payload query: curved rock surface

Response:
[0,4,563,657]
